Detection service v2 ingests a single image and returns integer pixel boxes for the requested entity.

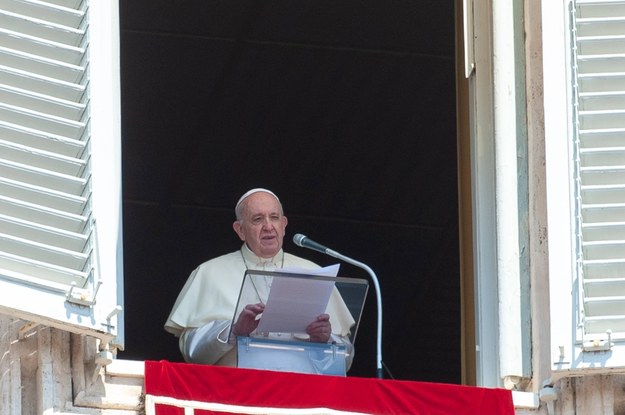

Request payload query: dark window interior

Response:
[118,0,459,382]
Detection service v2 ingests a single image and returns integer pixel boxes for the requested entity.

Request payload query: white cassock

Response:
[165,244,355,368]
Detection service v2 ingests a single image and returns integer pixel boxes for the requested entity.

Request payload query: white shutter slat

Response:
[0,157,87,195]
[0,252,88,286]
[585,297,625,315]
[585,315,625,333]
[578,37,625,55]
[0,64,85,101]
[581,146,625,164]
[582,172,625,186]
[577,16,625,36]
[580,109,625,129]
[0,0,86,28]
[579,91,625,110]
[583,238,625,256]
[0,122,85,156]
[585,277,625,296]
[36,0,84,11]
[0,102,86,138]
[584,204,625,223]
[0,213,88,251]
[0,195,87,232]
[577,1,625,17]
[0,232,88,270]
[0,138,86,175]
[584,260,625,278]
[0,83,86,120]
[575,0,625,338]
[0,27,85,64]
[580,131,625,149]
[0,177,87,213]
[579,74,625,92]
[580,185,625,204]
[578,61,625,75]
[583,222,625,240]
[0,46,84,83]
[0,9,84,45]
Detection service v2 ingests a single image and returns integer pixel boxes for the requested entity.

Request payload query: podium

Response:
[229,269,368,376]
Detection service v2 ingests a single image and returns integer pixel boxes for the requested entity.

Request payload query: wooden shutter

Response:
[575,0,625,345]
[0,0,123,346]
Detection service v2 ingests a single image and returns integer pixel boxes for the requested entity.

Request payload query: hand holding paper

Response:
[306,313,331,343]
[232,303,264,336]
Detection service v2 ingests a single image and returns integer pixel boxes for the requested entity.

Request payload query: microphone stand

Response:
[324,247,384,379]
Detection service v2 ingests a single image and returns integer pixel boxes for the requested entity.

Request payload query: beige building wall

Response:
[0,315,142,415]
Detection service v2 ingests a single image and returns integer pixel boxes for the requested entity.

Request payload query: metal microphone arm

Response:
[324,247,384,379]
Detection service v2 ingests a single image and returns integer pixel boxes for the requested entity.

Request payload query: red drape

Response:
[144,360,515,415]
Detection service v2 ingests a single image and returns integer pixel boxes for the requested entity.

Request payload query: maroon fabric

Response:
[145,360,515,415]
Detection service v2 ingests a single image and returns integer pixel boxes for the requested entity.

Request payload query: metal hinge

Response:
[66,280,102,307]
[582,330,613,352]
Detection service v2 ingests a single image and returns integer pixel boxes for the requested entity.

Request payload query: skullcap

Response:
[235,188,279,212]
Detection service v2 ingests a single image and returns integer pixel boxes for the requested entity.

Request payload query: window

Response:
[0,0,123,348]
[547,0,625,371]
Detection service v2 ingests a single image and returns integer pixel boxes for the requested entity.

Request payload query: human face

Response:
[233,192,288,258]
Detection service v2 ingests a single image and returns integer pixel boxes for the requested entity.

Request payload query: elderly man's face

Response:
[233,192,288,258]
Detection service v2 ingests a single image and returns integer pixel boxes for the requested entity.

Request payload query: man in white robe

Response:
[165,188,355,369]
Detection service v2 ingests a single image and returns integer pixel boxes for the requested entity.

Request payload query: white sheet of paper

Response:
[279,263,340,277]
[255,264,340,334]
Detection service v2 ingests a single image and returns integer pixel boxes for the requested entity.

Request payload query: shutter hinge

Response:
[66,280,102,307]
[582,330,613,352]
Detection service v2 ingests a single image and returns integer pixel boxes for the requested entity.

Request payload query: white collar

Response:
[240,244,284,268]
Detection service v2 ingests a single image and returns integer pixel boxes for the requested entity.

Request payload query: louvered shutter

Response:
[573,0,625,355]
[0,0,123,347]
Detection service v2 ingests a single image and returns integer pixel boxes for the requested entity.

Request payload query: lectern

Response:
[229,269,368,376]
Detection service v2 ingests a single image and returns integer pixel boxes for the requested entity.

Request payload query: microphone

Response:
[292,233,385,379]
[292,233,331,254]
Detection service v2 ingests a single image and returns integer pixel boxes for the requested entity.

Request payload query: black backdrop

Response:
[118,0,459,382]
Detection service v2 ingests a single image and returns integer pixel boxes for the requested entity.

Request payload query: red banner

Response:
[144,360,514,415]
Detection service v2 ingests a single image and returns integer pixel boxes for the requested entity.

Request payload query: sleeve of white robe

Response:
[331,333,355,371]
[178,320,233,365]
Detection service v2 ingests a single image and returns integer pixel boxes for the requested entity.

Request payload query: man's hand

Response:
[232,303,265,336]
[306,313,331,343]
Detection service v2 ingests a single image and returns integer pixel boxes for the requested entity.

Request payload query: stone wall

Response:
[0,315,143,415]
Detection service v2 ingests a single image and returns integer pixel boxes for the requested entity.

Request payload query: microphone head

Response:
[293,233,307,247]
